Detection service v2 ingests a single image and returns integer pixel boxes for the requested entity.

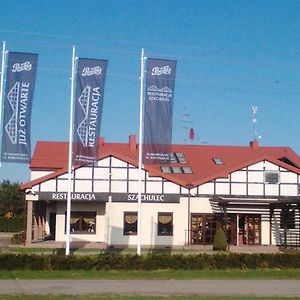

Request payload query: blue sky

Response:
[1,0,300,183]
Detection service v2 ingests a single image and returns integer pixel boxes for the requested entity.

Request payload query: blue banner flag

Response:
[143,58,177,164]
[73,58,108,164]
[1,52,38,163]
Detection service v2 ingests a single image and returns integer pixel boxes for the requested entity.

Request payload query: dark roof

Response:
[21,136,300,190]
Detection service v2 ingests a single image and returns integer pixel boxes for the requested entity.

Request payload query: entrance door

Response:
[49,213,56,240]
[239,215,261,245]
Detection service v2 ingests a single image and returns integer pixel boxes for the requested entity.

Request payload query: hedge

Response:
[1,253,300,270]
[0,216,24,232]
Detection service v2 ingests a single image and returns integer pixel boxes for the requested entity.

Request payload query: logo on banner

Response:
[12,62,32,72]
[5,81,29,145]
[151,65,171,76]
[76,85,101,147]
[147,85,173,102]
[82,66,102,76]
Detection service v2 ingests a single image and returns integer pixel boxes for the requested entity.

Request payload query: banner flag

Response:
[1,52,38,163]
[143,58,177,164]
[73,58,108,164]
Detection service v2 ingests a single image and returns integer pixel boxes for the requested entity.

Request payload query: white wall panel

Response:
[41,180,56,191]
[248,162,264,170]
[111,181,127,193]
[147,181,162,193]
[111,168,127,180]
[265,184,279,196]
[198,182,214,194]
[128,168,141,180]
[280,172,297,183]
[75,180,92,192]
[57,180,69,192]
[231,171,246,182]
[231,183,247,195]
[97,157,110,167]
[128,181,145,193]
[94,181,109,192]
[264,161,279,171]
[280,184,297,196]
[75,167,93,179]
[94,167,110,179]
[111,157,127,167]
[215,183,230,195]
[248,184,264,195]
[163,182,180,193]
[248,171,263,183]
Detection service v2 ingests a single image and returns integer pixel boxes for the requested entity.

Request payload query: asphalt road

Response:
[0,279,299,297]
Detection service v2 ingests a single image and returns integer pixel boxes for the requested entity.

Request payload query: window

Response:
[66,211,96,234]
[158,212,173,236]
[280,207,295,229]
[213,158,224,165]
[172,167,183,174]
[175,152,187,163]
[160,166,193,174]
[124,212,137,235]
[182,166,193,174]
[161,166,172,173]
[265,171,279,184]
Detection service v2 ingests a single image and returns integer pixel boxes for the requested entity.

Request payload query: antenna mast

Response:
[252,105,259,141]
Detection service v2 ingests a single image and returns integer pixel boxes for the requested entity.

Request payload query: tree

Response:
[0,180,25,217]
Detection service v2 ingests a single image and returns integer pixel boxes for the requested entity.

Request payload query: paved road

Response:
[0,279,300,296]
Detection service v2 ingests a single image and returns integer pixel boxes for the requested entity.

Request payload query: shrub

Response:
[11,231,25,245]
[213,228,228,251]
[1,253,300,271]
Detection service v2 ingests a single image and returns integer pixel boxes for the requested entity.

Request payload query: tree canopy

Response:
[0,180,25,217]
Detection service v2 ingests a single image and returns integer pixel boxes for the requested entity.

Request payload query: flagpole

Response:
[137,48,145,255]
[66,46,76,256]
[0,41,7,166]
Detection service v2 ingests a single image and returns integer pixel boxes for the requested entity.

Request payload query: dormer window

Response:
[213,158,224,165]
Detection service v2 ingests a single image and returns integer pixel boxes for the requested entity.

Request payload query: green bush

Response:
[213,228,228,251]
[1,253,300,271]
[11,231,25,245]
[0,216,24,232]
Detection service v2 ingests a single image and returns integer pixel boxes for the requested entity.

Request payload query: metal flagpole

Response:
[0,41,7,167]
[66,46,76,256]
[137,48,145,255]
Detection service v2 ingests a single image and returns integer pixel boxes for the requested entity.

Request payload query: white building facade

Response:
[21,137,300,248]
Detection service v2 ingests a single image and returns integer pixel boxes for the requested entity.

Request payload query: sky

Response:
[1,0,300,183]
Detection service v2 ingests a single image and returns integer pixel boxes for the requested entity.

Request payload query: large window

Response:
[158,212,173,236]
[66,211,96,234]
[124,212,137,235]
[280,207,295,229]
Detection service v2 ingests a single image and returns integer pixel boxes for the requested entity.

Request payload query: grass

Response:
[1,268,300,280]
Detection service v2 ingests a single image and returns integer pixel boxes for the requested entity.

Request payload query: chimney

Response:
[129,135,137,153]
[249,139,259,149]
[99,137,105,147]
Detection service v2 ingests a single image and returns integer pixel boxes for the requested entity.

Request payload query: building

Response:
[21,136,300,248]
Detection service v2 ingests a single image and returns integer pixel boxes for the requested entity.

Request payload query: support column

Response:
[25,200,33,245]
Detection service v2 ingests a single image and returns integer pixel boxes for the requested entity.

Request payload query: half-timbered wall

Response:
[28,157,300,246]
